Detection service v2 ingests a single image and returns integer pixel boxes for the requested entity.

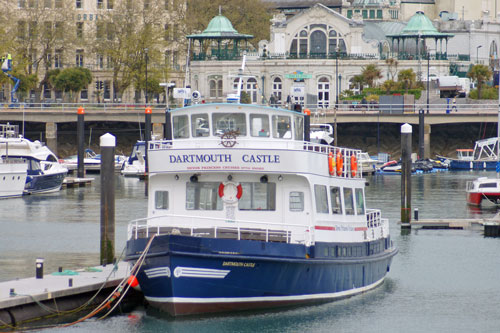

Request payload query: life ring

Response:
[351,155,358,177]
[218,182,243,203]
[328,152,335,176]
[336,151,343,176]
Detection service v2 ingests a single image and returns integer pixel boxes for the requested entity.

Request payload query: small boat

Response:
[0,123,67,194]
[466,176,500,206]
[125,103,397,316]
[310,124,334,145]
[357,152,377,174]
[121,141,146,178]
[0,158,27,198]
[60,149,126,173]
[438,138,498,170]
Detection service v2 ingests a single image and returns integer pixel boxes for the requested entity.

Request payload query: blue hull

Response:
[126,235,397,316]
[449,160,497,170]
[25,172,66,194]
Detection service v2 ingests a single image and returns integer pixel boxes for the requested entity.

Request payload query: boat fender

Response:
[336,151,343,176]
[328,152,335,176]
[351,155,358,177]
[218,182,243,203]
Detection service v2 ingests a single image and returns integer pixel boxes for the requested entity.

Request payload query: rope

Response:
[0,236,155,332]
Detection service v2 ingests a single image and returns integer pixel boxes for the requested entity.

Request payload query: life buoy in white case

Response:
[218,182,243,204]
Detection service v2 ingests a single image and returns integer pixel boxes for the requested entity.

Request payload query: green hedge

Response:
[341,88,422,101]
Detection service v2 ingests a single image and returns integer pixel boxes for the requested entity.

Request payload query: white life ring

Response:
[218,182,243,204]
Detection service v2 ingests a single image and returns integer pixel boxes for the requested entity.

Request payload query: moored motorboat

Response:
[60,149,126,173]
[0,158,27,198]
[438,138,498,170]
[466,176,500,206]
[121,141,146,178]
[125,103,398,316]
[0,124,67,194]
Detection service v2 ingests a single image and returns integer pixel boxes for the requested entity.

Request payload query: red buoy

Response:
[127,275,139,288]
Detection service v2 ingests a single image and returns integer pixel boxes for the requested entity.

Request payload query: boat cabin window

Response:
[239,182,276,210]
[155,191,169,210]
[343,187,355,215]
[186,182,223,210]
[355,188,365,215]
[212,113,246,136]
[173,115,189,139]
[289,191,304,211]
[314,185,329,213]
[479,182,498,189]
[191,114,209,137]
[250,114,270,137]
[272,115,292,139]
[294,115,304,141]
[330,186,342,214]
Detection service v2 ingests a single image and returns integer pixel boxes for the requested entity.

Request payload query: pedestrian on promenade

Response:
[451,96,457,112]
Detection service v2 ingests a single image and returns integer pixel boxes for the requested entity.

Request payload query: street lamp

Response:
[145,48,149,105]
[476,45,482,64]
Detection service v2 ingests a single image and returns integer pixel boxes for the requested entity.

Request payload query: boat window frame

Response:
[314,184,329,214]
[289,191,304,212]
[172,114,190,139]
[191,113,210,138]
[343,187,355,215]
[272,115,292,139]
[355,188,365,215]
[249,113,270,137]
[185,181,223,211]
[212,112,247,136]
[330,185,343,215]
[154,190,169,210]
[238,182,276,211]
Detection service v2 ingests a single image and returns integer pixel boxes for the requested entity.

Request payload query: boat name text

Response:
[222,261,255,268]
[169,154,280,164]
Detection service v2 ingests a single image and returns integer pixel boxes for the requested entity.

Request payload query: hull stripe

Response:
[145,277,385,304]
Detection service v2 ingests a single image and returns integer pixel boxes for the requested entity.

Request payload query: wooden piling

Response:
[401,123,412,228]
[100,133,115,266]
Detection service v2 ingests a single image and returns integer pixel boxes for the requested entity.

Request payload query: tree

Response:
[467,64,492,99]
[397,69,417,94]
[94,1,169,102]
[52,67,92,102]
[184,0,271,47]
[351,75,366,93]
[381,80,397,94]
[361,64,382,88]
[385,58,399,80]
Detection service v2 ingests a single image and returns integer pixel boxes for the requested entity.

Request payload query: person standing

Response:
[451,96,457,112]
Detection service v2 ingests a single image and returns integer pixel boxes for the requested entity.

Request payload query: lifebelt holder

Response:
[351,154,358,177]
[218,182,243,204]
[328,152,335,176]
[336,151,343,176]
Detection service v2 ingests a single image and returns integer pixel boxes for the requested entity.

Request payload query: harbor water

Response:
[1,171,500,332]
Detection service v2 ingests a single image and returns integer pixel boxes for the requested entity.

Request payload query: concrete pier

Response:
[0,262,142,329]
[45,122,57,156]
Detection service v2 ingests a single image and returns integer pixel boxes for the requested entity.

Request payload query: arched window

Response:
[317,77,330,109]
[310,30,326,57]
[209,77,223,98]
[272,77,282,105]
[246,78,258,103]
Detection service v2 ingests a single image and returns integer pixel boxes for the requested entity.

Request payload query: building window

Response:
[165,0,169,10]
[362,10,368,19]
[314,185,329,214]
[46,53,52,68]
[272,77,282,105]
[377,9,383,19]
[347,9,352,18]
[245,78,257,103]
[81,88,88,100]
[43,83,51,99]
[76,49,84,67]
[369,10,375,19]
[17,21,26,40]
[310,30,326,57]
[209,78,222,98]
[76,0,82,9]
[317,77,330,108]
[144,0,150,9]
[96,22,104,39]
[55,0,62,7]
[55,22,63,40]
[97,0,103,9]
[54,50,62,68]
[107,0,113,9]
[44,0,52,8]
[103,81,110,99]
[76,22,83,39]
[18,0,26,8]
[97,54,104,69]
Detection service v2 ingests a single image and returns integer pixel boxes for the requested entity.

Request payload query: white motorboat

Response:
[121,141,146,177]
[0,158,27,198]
[60,148,126,173]
[0,124,67,194]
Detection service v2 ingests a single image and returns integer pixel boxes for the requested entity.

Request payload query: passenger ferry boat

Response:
[125,103,397,316]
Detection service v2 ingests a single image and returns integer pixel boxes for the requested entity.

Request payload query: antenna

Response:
[219,6,222,15]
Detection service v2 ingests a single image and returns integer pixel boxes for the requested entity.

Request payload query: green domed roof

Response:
[187,14,253,40]
[401,11,438,35]
[203,15,238,35]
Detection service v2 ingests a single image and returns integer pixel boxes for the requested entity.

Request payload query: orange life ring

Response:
[351,155,358,177]
[328,152,335,175]
[336,151,343,176]
[218,182,243,202]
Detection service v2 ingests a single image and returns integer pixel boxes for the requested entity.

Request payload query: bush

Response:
[469,87,498,100]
